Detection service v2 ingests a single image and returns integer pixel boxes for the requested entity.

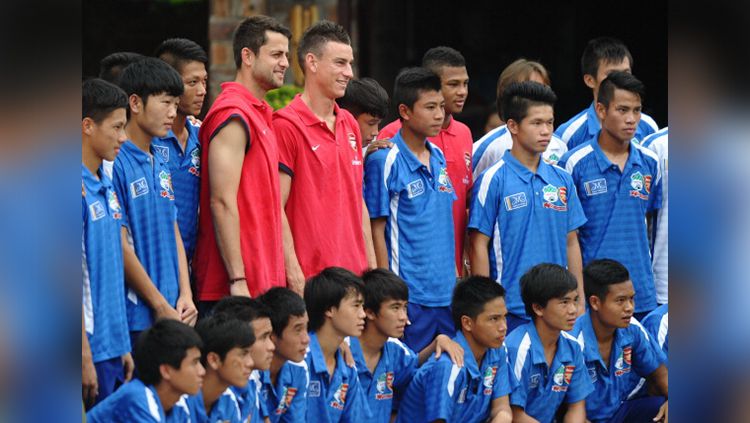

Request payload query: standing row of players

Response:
[87,262,668,422]
[83,13,668,422]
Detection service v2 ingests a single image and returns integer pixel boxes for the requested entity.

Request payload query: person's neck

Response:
[154,382,183,413]
[270,354,287,386]
[125,122,152,154]
[359,324,387,357]
[441,113,453,129]
[316,324,345,363]
[301,87,336,122]
[173,113,188,137]
[463,331,488,367]
[201,371,229,415]
[236,71,268,101]
[81,143,103,178]
[534,318,560,351]
[590,311,616,345]
[510,143,542,174]
[400,124,429,155]
[598,130,630,156]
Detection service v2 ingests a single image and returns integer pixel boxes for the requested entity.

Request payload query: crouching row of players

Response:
[88,258,667,423]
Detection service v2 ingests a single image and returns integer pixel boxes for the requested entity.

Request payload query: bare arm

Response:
[511,406,540,423]
[566,231,585,316]
[562,400,587,423]
[418,334,464,367]
[208,120,250,297]
[469,230,491,276]
[370,217,389,269]
[279,172,305,296]
[121,226,179,320]
[174,222,197,325]
[489,396,513,423]
[82,308,97,405]
[362,199,377,269]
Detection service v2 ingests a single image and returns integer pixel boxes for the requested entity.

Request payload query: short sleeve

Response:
[273,117,300,176]
[564,347,594,404]
[363,150,392,218]
[283,366,309,423]
[468,170,501,237]
[492,348,516,400]
[630,323,665,377]
[422,360,464,422]
[341,369,371,422]
[507,347,529,409]
[110,160,130,229]
[647,159,663,213]
[391,341,419,393]
[565,177,588,232]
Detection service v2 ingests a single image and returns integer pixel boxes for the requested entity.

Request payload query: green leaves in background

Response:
[265,84,303,110]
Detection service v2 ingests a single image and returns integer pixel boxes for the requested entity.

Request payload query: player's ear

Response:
[398,103,411,122]
[583,74,596,90]
[589,295,601,312]
[128,94,142,115]
[82,117,95,135]
[241,47,255,67]
[506,118,519,135]
[595,102,607,121]
[531,302,544,319]
[460,314,473,333]
[206,351,221,370]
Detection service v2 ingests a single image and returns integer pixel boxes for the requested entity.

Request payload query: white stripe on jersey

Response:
[658,313,669,349]
[564,144,594,173]
[477,160,505,207]
[446,364,461,397]
[514,333,532,381]
[561,113,588,143]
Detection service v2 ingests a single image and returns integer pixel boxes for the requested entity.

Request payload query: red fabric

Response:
[192,82,285,299]
[378,118,473,273]
[274,95,367,278]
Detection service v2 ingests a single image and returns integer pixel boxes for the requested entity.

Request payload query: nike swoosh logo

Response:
[312,144,321,151]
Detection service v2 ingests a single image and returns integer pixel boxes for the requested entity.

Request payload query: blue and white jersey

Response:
[641,128,669,305]
[305,333,369,422]
[395,331,514,423]
[472,124,568,179]
[87,379,192,422]
[555,102,659,149]
[569,312,666,422]
[232,369,263,423]
[363,131,456,307]
[506,322,593,423]
[258,360,309,423]
[111,140,180,332]
[349,336,418,422]
[185,388,242,423]
[559,139,663,313]
[82,164,130,363]
[468,151,587,317]
[641,304,668,364]
[152,121,201,261]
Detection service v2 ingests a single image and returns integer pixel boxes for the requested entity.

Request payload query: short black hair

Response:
[361,268,409,315]
[297,20,351,74]
[154,38,208,74]
[452,276,505,330]
[258,287,307,338]
[82,78,128,123]
[213,296,272,324]
[134,319,203,386]
[99,51,144,84]
[581,36,633,77]
[422,46,466,74]
[583,259,631,304]
[118,57,184,106]
[500,81,557,124]
[597,71,645,108]
[336,78,389,119]
[392,67,442,119]
[233,15,292,69]
[304,267,364,332]
[520,264,578,318]
[195,313,255,366]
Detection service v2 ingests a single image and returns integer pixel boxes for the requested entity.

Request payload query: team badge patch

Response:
[564,365,575,384]
[130,177,149,198]
[158,170,175,200]
[153,145,169,163]
[274,386,298,415]
[308,381,321,397]
[542,184,568,211]
[464,151,472,170]
[629,172,651,200]
[438,167,452,188]
[375,372,394,400]
[504,192,528,211]
[551,365,569,392]
[108,190,122,220]
[623,346,632,365]
[543,153,560,165]
[89,201,106,221]
[188,148,200,177]
[614,349,631,376]
[483,366,497,395]
[407,179,425,199]
[330,383,348,410]
[584,178,607,196]
[348,132,357,151]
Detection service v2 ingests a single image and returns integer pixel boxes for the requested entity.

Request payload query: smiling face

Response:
[307,41,354,99]
[249,30,290,91]
[437,65,469,115]
[177,60,208,117]
[272,312,310,363]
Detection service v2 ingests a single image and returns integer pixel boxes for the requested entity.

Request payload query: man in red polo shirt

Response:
[378,46,473,276]
[192,16,291,312]
[273,20,375,294]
